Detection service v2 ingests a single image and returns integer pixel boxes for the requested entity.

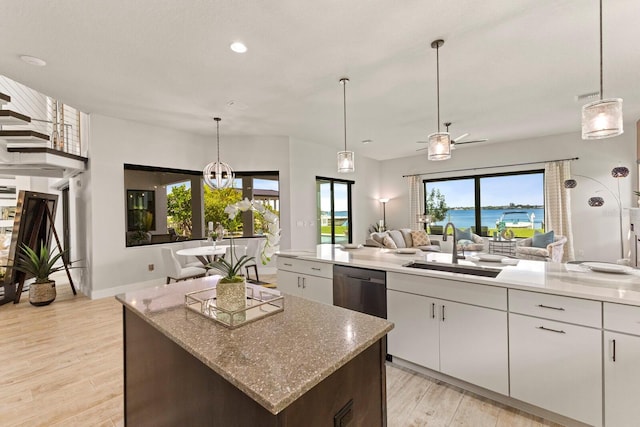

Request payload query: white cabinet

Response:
[439,300,507,395]
[276,257,333,305]
[386,272,508,395]
[603,303,640,427]
[387,289,439,370]
[509,291,603,427]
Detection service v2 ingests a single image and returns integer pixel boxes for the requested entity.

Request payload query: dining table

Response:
[175,245,229,265]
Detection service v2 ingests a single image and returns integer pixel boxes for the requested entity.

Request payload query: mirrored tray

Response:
[185,286,284,329]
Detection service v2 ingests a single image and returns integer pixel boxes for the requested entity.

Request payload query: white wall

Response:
[288,138,381,249]
[82,116,294,298]
[380,129,637,263]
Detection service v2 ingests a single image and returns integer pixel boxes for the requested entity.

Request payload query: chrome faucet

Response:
[442,222,458,264]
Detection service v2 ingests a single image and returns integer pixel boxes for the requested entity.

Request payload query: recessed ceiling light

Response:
[361,139,372,144]
[230,42,247,53]
[20,55,46,67]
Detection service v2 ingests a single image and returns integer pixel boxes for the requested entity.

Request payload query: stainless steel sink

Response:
[403,261,501,278]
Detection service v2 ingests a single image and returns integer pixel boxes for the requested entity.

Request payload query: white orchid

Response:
[224,198,280,264]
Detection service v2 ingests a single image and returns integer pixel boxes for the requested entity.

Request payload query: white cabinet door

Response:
[276,270,302,297]
[604,331,640,427]
[302,275,333,305]
[387,290,439,370]
[439,301,508,395]
[509,314,602,427]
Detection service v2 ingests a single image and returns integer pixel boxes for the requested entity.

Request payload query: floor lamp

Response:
[379,198,389,231]
[564,166,628,260]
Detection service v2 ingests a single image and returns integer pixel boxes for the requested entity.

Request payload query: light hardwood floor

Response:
[0,283,562,426]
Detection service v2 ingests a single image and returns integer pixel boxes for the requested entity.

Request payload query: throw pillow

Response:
[456,227,472,242]
[410,230,430,246]
[382,235,397,249]
[388,230,407,248]
[371,232,388,245]
[399,229,413,247]
[532,230,555,248]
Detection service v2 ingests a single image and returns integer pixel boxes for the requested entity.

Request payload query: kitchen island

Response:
[116,275,393,426]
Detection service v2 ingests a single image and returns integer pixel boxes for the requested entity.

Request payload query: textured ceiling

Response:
[1,0,638,161]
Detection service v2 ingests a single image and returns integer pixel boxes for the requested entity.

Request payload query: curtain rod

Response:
[402,156,579,178]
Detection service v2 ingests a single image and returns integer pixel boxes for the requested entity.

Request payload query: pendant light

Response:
[337,77,355,173]
[203,117,235,189]
[581,0,623,140]
[428,39,451,161]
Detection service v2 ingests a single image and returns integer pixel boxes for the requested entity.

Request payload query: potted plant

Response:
[208,241,254,321]
[14,243,67,306]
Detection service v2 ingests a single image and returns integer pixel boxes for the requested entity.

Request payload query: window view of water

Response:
[433,208,545,230]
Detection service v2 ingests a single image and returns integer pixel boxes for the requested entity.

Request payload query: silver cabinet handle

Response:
[537,304,565,311]
[311,267,321,271]
[613,339,616,362]
[302,277,306,289]
[431,303,435,319]
[441,305,445,322]
[284,262,293,267]
[297,277,301,288]
[537,326,566,334]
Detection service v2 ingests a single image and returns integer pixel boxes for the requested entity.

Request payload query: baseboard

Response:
[90,278,165,300]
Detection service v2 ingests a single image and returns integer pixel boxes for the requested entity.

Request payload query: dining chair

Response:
[161,248,207,284]
[244,239,264,283]
[177,240,204,268]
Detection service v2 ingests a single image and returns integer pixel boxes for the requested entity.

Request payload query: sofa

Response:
[365,228,441,252]
[516,233,567,262]
[455,229,485,252]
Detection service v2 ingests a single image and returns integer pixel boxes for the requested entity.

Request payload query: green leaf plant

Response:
[207,239,255,283]
[14,243,70,284]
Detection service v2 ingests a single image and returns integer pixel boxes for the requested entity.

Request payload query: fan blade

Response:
[452,133,469,143]
[416,140,428,144]
[454,138,488,145]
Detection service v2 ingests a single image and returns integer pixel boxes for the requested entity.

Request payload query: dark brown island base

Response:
[117,276,393,426]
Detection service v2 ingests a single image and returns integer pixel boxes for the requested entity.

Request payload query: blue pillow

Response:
[456,228,472,242]
[532,231,554,248]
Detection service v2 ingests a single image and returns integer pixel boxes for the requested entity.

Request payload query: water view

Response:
[434,208,545,230]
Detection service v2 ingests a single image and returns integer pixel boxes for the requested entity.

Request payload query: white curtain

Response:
[408,175,422,230]
[544,161,575,261]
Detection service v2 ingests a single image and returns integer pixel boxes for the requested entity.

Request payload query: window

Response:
[424,170,544,238]
[124,165,279,247]
[316,177,353,244]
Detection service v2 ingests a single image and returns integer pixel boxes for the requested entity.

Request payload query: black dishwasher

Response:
[333,265,386,319]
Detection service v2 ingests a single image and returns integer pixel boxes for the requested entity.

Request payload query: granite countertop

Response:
[278,245,640,306]
[116,275,393,415]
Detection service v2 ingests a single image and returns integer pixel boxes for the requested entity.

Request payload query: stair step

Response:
[0,110,31,125]
[0,130,50,144]
[0,92,9,106]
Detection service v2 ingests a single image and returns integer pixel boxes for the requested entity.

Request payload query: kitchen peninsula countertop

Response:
[278,245,640,306]
[116,276,393,415]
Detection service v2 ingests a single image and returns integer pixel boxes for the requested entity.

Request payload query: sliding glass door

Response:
[317,177,353,244]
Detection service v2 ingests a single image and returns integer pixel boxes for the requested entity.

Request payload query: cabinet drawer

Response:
[276,257,333,279]
[387,272,506,310]
[509,290,601,328]
[604,302,640,335]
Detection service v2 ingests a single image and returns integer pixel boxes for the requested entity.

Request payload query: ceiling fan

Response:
[416,122,488,151]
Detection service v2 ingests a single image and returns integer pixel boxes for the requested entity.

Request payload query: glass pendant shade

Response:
[203,161,234,189]
[582,98,624,139]
[611,166,629,178]
[427,132,451,161]
[588,196,605,207]
[337,150,355,173]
